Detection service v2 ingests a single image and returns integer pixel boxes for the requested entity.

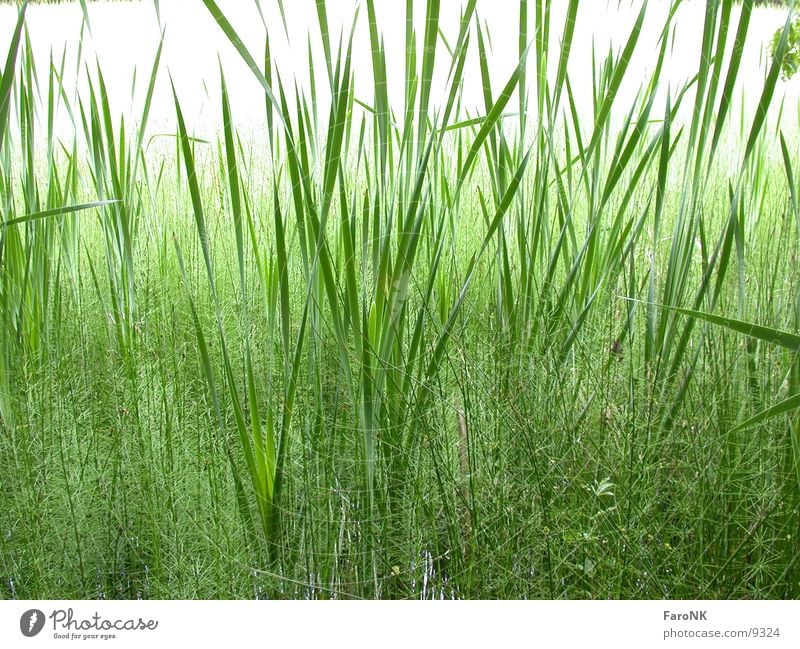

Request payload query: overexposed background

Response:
[0,0,797,143]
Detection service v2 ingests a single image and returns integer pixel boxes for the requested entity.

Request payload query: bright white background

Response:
[0,0,797,141]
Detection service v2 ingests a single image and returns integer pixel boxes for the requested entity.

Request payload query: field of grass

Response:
[1,0,799,599]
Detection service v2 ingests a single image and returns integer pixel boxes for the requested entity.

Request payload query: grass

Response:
[0,0,799,599]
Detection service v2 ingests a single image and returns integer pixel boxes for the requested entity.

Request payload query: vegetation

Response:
[1,0,799,599]
[772,12,800,77]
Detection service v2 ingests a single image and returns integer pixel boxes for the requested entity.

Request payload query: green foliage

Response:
[1,0,799,599]
[770,13,800,79]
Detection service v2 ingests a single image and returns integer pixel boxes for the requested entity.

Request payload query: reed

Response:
[1,0,798,598]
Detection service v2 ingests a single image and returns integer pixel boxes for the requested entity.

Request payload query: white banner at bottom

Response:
[0,600,797,648]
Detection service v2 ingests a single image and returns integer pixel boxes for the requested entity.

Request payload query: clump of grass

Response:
[1,0,799,599]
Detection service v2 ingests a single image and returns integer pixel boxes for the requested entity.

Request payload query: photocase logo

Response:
[20,609,45,637]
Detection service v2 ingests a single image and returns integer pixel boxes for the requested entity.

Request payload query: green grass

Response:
[1,0,799,599]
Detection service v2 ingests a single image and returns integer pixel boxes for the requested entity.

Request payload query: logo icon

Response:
[20,609,45,637]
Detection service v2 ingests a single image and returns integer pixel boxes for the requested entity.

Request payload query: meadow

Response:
[1,0,799,599]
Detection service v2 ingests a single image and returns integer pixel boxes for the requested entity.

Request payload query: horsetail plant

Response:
[2,0,800,599]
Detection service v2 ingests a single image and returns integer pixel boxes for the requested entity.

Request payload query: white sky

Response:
[0,0,797,145]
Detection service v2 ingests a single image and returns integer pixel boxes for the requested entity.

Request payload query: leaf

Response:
[0,1,28,154]
[731,393,800,432]
[648,303,800,351]
[2,200,121,228]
